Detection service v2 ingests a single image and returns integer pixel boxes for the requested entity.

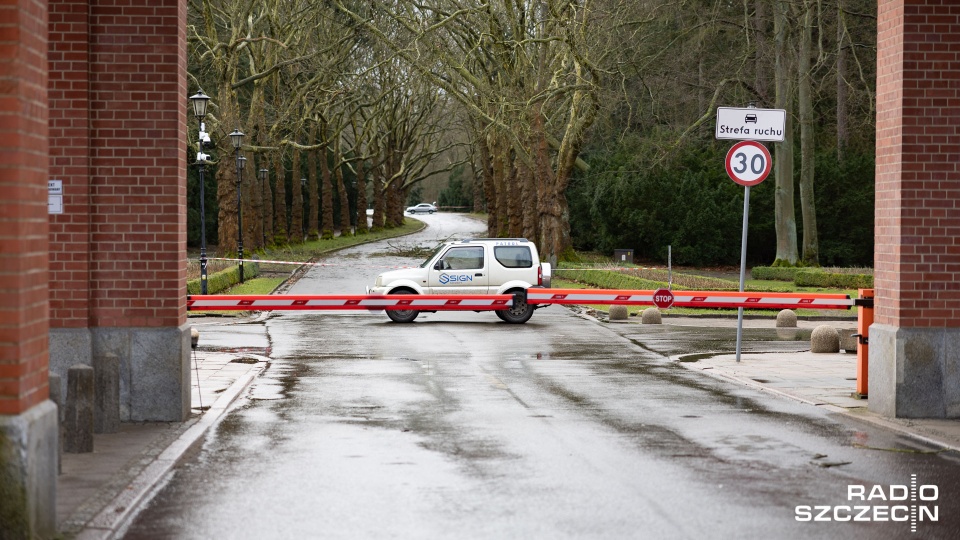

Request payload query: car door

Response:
[427,246,489,294]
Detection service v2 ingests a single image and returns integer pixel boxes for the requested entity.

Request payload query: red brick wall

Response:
[48,0,91,327]
[875,0,960,328]
[47,0,187,329]
[0,0,50,415]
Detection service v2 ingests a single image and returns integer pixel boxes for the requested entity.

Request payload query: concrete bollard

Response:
[94,353,120,434]
[641,307,662,324]
[776,309,797,328]
[65,364,95,453]
[49,373,63,473]
[810,325,840,354]
[191,327,200,349]
[609,305,629,321]
[838,328,858,354]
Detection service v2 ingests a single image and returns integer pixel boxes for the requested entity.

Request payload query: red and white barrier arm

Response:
[526,289,855,311]
[187,294,515,312]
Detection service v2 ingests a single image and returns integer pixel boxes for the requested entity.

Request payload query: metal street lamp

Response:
[189,91,212,294]
[230,130,245,283]
[258,168,269,246]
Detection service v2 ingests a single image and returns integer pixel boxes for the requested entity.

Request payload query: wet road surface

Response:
[126,214,960,539]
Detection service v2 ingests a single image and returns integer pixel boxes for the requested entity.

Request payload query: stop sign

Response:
[652,288,674,309]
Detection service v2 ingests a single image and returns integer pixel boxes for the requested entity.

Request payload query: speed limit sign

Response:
[725,141,772,186]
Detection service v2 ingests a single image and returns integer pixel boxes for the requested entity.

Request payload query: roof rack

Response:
[458,238,529,243]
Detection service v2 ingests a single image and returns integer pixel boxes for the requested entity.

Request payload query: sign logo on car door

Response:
[438,273,473,284]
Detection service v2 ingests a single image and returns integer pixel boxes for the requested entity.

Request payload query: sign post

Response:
[723,140,773,362]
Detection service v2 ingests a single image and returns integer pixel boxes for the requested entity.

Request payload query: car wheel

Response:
[386,288,419,323]
[498,290,533,324]
[428,210,435,214]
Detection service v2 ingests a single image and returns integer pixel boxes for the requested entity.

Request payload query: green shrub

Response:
[187,261,260,295]
[750,266,800,281]
[555,268,677,290]
[794,269,873,289]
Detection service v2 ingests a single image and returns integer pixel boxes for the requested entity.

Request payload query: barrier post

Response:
[853,289,874,399]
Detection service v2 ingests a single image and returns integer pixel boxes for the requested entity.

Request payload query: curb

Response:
[72,358,268,540]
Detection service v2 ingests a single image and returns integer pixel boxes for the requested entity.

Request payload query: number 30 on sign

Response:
[725,140,772,187]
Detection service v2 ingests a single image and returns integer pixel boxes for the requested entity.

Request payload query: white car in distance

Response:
[406,203,437,214]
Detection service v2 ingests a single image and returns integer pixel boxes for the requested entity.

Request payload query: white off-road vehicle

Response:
[366,238,551,323]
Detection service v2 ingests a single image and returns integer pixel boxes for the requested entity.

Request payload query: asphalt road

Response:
[125,214,960,539]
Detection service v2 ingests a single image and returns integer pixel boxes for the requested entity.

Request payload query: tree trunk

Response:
[773,0,798,265]
[471,160,483,213]
[262,157,274,247]
[371,170,384,231]
[533,113,560,260]
[334,139,351,236]
[355,159,368,234]
[273,152,287,245]
[753,0,770,105]
[798,0,818,266]
[307,123,320,241]
[385,179,403,227]
[836,0,849,160]
[477,135,497,235]
[319,140,335,239]
[290,148,303,244]
[215,93,239,255]
[507,159,522,238]
[492,135,510,238]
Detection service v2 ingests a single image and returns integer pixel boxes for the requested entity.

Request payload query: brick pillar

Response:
[872,0,960,418]
[0,1,59,536]
[47,0,190,421]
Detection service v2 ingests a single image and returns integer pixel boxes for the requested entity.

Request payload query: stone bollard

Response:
[191,327,200,349]
[810,325,840,353]
[49,373,63,473]
[641,307,662,324]
[65,364,94,453]
[838,329,858,354]
[776,309,797,328]
[609,305,629,322]
[94,353,120,434]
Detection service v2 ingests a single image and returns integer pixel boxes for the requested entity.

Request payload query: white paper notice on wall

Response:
[48,180,63,214]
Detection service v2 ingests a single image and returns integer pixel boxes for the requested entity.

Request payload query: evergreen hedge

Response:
[794,270,873,289]
[554,268,678,290]
[187,261,260,295]
[750,266,873,288]
[750,266,801,281]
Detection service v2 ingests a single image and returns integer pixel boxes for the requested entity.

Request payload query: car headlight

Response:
[375,276,383,287]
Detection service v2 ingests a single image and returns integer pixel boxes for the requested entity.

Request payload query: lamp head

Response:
[189,90,210,119]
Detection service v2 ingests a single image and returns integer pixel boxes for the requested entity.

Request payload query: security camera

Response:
[199,131,211,144]
[196,152,210,163]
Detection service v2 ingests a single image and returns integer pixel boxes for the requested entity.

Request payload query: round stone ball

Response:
[776,309,797,328]
[609,304,629,321]
[810,325,840,353]
[641,307,662,324]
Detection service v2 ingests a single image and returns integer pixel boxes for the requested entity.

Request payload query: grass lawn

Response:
[552,277,858,319]
[187,218,426,317]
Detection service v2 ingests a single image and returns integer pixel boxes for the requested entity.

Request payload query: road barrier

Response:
[526,289,855,311]
[187,294,516,312]
[188,289,856,312]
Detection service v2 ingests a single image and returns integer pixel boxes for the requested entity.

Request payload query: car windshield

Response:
[419,244,447,268]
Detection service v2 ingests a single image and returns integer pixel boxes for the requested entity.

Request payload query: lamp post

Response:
[230,129,245,283]
[258,168,268,246]
[189,90,211,294]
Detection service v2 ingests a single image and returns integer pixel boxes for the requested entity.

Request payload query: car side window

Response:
[494,246,533,268]
[440,247,484,270]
